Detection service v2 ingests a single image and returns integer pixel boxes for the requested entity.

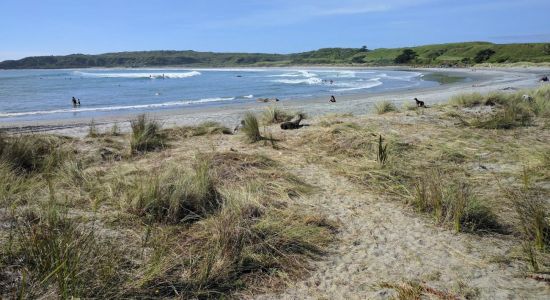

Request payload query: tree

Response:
[394,49,418,64]
[360,45,368,52]
[474,49,496,63]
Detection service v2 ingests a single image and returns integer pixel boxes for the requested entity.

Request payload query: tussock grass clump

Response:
[508,188,550,252]
[471,101,533,129]
[377,135,389,167]
[261,105,294,124]
[374,100,398,114]
[135,189,335,298]
[167,121,232,139]
[87,119,98,137]
[0,134,69,174]
[451,92,489,107]
[125,160,220,223]
[1,204,126,298]
[130,114,165,154]
[411,171,500,233]
[242,112,263,142]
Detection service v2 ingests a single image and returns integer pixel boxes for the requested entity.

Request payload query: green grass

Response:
[411,171,501,233]
[374,101,399,114]
[123,160,220,224]
[1,201,126,298]
[0,134,69,174]
[3,42,549,69]
[242,112,263,142]
[130,114,165,154]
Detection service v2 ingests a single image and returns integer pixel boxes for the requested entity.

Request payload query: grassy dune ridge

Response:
[1,85,550,298]
[1,41,549,68]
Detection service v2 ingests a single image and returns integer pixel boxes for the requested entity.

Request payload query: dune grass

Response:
[166,121,232,139]
[130,114,165,154]
[124,159,220,224]
[242,112,263,142]
[261,105,295,124]
[0,134,69,174]
[412,171,501,233]
[374,100,399,114]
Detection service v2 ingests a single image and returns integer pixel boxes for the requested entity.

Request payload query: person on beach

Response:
[77,98,81,106]
[330,95,336,103]
[72,97,77,107]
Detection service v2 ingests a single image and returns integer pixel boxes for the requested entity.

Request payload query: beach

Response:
[1,67,547,137]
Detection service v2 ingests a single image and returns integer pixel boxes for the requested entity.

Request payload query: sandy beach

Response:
[1,67,548,137]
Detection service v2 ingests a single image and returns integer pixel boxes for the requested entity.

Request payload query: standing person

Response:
[77,98,81,106]
[72,97,77,107]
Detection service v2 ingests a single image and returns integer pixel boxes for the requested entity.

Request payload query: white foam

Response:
[73,71,201,79]
[243,94,254,99]
[272,77,323,85]
[0,97,235,118]
[330,78,383,92]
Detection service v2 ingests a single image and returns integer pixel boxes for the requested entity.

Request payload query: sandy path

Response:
[255,160,549,299]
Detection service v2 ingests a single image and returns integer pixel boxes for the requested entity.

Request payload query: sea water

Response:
[0,68,441,123]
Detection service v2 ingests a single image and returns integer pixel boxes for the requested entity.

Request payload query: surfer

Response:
[329,95,336,103]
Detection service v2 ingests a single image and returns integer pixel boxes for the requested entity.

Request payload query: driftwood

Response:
[280,114,304,130]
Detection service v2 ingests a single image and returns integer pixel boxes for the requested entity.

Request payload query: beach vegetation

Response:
[130,114,165,154]
[242,112,262,142]
[261,105,294,124]
[374,100,399,114]
[166,121,232,139]
[394,49,418,64]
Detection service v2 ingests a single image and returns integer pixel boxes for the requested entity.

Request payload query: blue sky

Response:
[1,0,549,61]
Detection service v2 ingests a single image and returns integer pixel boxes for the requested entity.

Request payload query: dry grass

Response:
[374,100,399,114]
[261,105,295,124]
[242,112,263,142]
[130,114,165,154]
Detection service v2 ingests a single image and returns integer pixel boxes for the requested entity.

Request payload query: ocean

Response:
[0,68,441,123]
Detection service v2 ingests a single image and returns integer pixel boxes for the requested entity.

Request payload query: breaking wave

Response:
[73,71,202,79]
[0,96,235,118]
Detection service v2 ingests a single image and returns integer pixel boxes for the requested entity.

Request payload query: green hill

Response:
[1,42,549,69]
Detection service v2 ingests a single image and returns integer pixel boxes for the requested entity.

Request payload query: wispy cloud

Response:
[202,0,435,29]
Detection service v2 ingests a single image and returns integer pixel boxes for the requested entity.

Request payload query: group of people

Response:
[71,96,81,107]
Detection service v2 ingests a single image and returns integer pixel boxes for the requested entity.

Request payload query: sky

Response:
[1,0,549,61]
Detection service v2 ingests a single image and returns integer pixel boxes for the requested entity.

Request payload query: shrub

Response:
[394,49,418,64]
[474,49,496,63]
[130,114,165,154]
[374,101,398,114]
[241,112,262,142]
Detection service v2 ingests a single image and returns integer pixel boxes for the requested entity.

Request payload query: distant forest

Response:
[1,42,549,69]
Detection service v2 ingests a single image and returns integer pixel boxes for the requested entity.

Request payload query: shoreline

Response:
[1,67,548,137]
